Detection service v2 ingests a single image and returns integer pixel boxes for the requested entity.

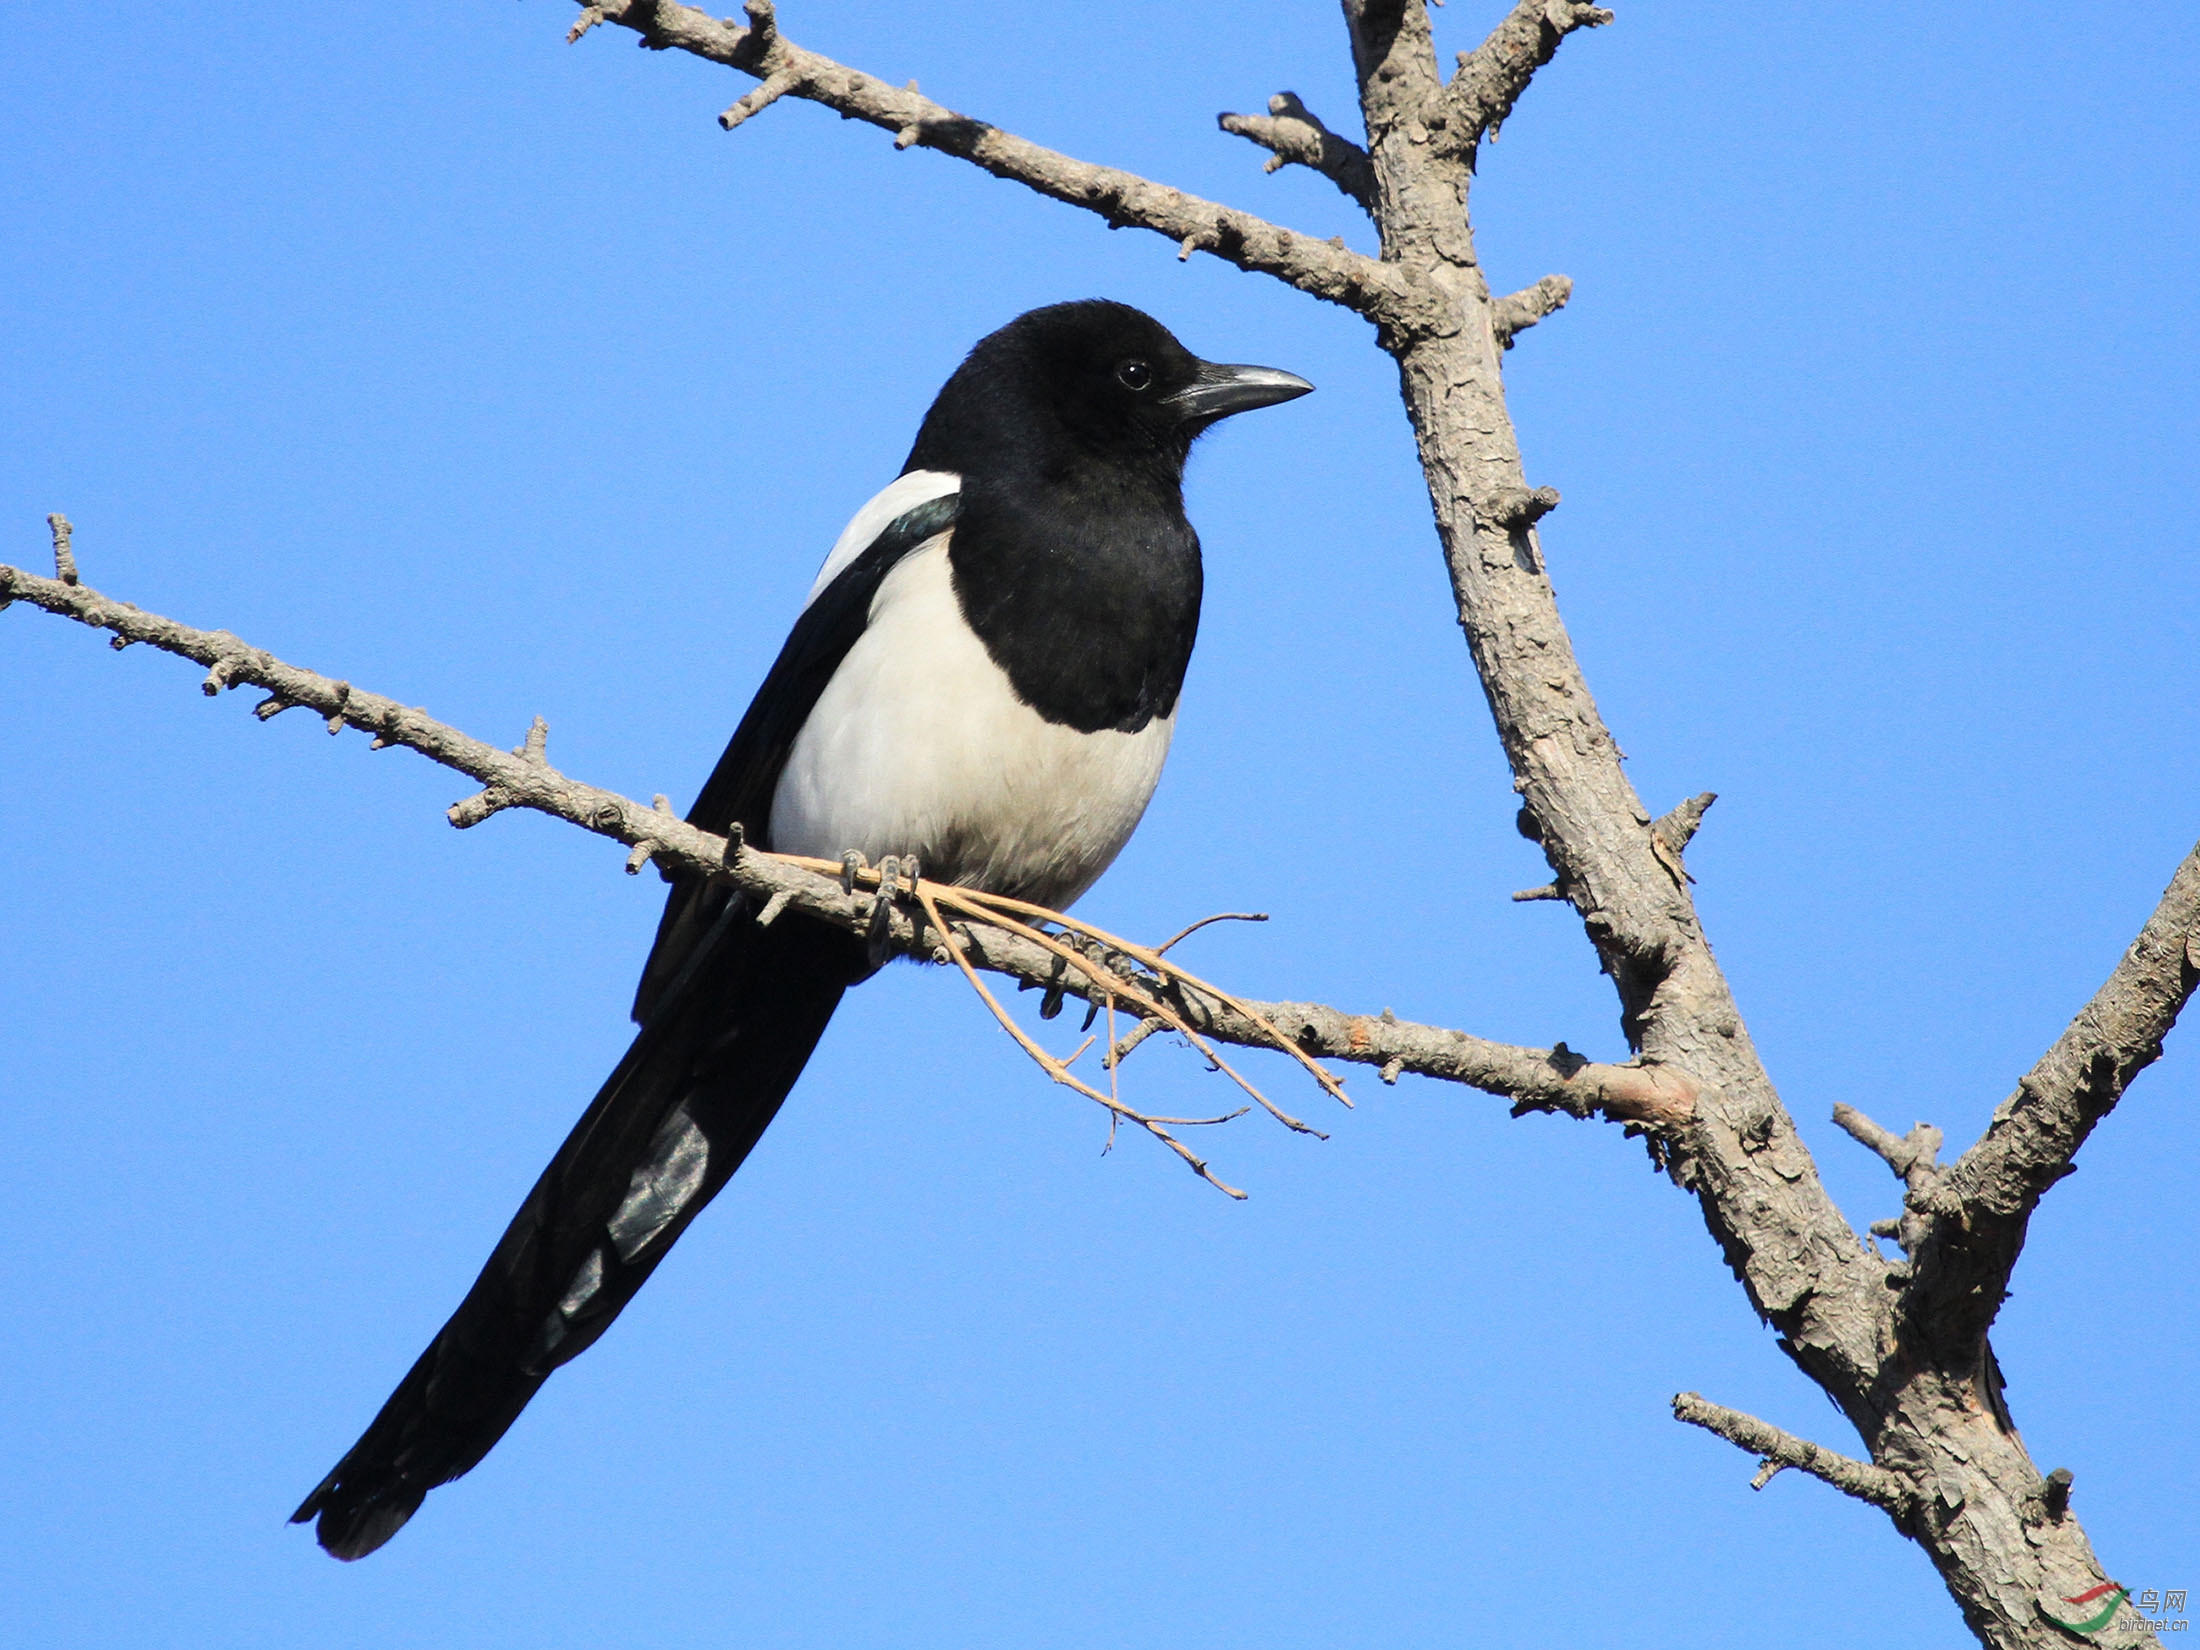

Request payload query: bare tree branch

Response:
[1909,838,2200,1345]
[1435,0,1614,157]
[1672,1392,1914,1515]
[1833,1102,1945,1259]
[0,554,1692,1139]
[45,512,79,586]
[1318,9,2167,1644]
[1216,92,1376,214]
[577,0,1404,318]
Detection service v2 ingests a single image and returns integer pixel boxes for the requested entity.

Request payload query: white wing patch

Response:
[804,469,962,608]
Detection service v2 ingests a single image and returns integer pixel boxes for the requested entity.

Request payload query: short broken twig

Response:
[1831,1103,1942,1186]
[720,68,796,130]
[1652,792,1717,857]
[47,513,78,586]
[1490,274,1572,348]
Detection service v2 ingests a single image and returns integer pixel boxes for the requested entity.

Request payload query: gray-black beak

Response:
[1164,361,1315,426]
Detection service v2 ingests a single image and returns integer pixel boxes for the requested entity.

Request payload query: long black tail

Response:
[292,909,867,1559]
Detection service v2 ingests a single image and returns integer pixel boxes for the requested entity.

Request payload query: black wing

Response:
[631,490,958,1026]
[292,489,958,1559]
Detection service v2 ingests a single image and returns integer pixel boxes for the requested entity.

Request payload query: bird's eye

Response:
[1116,359,1153,391]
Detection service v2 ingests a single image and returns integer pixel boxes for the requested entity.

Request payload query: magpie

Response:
[291,299,1311,1559]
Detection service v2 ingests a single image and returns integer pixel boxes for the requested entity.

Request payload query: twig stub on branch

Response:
[1490,274,1573,347]
[1216,92,1377,214]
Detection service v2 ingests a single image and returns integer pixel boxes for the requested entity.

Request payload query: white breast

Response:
[769,537,1175,909]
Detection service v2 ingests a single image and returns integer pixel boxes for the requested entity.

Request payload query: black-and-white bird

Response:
[291,299,1311,1559]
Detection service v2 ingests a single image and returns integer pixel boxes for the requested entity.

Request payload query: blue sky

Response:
[3,3,2195,1646]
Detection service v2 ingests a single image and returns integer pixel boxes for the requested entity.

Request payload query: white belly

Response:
[768,537,1176,909]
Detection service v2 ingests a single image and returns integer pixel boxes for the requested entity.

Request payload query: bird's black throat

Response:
[946,461,1201,736]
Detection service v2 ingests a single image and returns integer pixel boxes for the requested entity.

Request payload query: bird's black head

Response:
[903,299,1311,485]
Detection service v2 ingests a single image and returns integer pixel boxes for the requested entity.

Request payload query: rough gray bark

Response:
[10,6,2195,1645]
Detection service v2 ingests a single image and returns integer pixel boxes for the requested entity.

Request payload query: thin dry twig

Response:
[921,882,1327,1141]
[1104,993,1121,1153]
[1155,910,1269,956]
[940,882,1354,1111]
[773,845,1339,1133]
[912,880,1247,1198]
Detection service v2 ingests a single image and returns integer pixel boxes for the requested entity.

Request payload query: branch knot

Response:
[1479,485,1560,529]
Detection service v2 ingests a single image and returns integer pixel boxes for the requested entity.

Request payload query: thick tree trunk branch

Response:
[577,0,1403,318]
[1336,0,1880,1389]
[1318,8,2157,1644]
[1217,92,1377,214]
